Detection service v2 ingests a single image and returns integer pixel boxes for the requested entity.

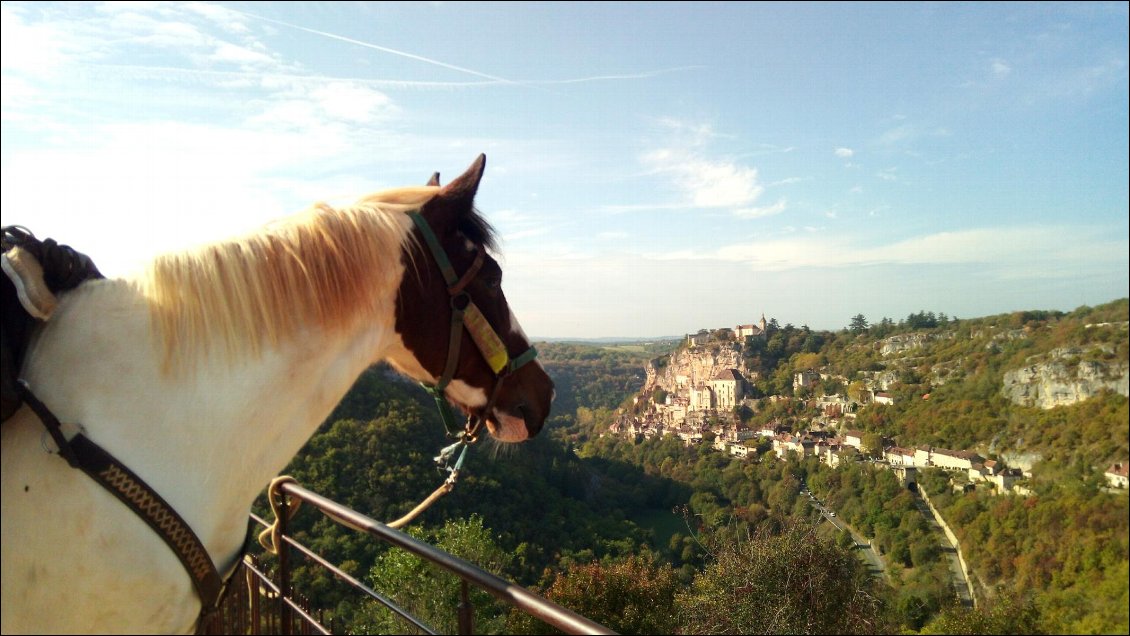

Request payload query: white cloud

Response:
[7,2,278,74]
[0,4,72,75]
[209,41,275,66]
[651,118,726,144]
[710,226,1124,274]
[767,176,804,187]
[503,227,552,241]
[875,123,951,149]
[641,120,770,214]
[0,120,363,276]
[597,231,629,241]
[310,82,397,123]
[597,202,689,214]
[876,167,898,181]
[877,124,914,146]
[835,147,854,158]
[991,58,1012,77]
[734,198,787,219]
[500,223,1128,336]
[681,159,763,208]
[101,10,210,50]
[5,3,402,132]
[182,2,254,34]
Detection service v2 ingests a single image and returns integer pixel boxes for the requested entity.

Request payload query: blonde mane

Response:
[139,186,440,372]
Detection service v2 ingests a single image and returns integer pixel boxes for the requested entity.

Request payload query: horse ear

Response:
[426,172,440,186]
[438,154,486,204]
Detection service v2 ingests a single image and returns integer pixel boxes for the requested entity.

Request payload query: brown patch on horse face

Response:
[394,155,553,440]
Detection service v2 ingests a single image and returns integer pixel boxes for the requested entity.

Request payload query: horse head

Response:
[391,155,553,442]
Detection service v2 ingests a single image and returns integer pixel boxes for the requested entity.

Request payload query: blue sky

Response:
[2,2,1127,338]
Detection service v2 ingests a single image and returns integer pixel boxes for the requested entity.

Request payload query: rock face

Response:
[1001,346,1129,409]
[879,333,934,357]
[855,368,902,392]
[879,332,962,356]
[645,342,748,394]
[999,450,1042,474]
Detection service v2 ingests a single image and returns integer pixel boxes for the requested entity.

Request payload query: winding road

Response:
[807,495,888,581]
[910,489,974,608]
[807,489,974,608]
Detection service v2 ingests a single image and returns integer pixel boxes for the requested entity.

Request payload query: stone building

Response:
[735,314,769,340]
[711,369,745,410]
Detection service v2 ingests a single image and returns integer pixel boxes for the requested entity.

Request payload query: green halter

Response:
[409,212,539,441]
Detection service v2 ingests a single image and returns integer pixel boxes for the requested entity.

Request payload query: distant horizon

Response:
[532,295,1129,341]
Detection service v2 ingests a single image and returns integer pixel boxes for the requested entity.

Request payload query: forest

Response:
[251,299,1128,634]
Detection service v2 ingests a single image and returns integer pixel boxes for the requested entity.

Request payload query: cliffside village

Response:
[607,321,1130,494]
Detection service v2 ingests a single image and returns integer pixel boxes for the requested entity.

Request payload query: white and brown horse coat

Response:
[1,156,552,634]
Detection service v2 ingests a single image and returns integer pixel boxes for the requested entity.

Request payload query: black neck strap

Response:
[15,381,226,619]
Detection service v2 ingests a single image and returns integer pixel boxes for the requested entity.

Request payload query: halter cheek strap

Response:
[408,212,538,440]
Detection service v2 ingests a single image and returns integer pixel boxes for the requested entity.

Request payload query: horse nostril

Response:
[512,402,545,436]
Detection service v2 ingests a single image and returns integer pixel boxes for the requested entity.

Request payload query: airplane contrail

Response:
[231,8,520,85]
[230,8,701,90]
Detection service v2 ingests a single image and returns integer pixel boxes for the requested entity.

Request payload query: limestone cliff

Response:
[1001,345,1130,409]
[644,342,749,395]
[879,331,959,357]
[879,333,935,357]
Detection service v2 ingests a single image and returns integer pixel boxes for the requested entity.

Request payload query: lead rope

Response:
[258,441,472,554]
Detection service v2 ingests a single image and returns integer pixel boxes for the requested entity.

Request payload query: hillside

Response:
[823,300,1129,473]
[621,299,1128,477]
[255,299,1127,634]
[537,340,677,440]
[598,298,1128,634]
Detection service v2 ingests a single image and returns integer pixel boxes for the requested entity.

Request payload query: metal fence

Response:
[204,480,615,635]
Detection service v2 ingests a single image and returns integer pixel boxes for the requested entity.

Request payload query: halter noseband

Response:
[409,212,538,442]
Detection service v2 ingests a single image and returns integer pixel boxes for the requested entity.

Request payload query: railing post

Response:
[248,559,261,635]
[458,580,474,635]
[278,492,292,636]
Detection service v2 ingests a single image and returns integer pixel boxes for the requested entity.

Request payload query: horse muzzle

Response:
[484,366,553,442]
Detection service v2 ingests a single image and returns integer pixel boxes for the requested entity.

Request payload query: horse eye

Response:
[476,276,502,295]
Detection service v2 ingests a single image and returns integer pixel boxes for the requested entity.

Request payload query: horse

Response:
[0,154,554,634]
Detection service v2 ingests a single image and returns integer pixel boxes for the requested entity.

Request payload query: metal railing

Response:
[208,480,616,635]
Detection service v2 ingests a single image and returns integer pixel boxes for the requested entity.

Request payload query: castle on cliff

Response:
[687,314,769,347]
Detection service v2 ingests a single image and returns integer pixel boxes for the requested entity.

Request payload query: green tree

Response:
[849,314,870,334]
[355,515,513,634]
[793,352,823,372]
[507,553,680,635]
[861,432,885,457]
[921,593,1044,635]
[677,521,885,634]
